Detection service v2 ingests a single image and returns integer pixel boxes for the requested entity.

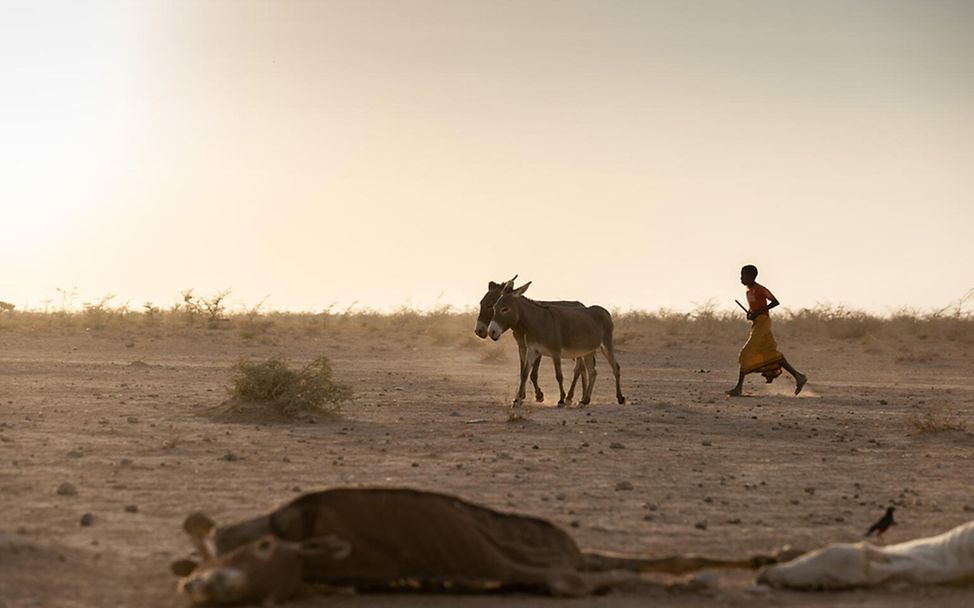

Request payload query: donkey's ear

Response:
[508,274,518,283]
[183,512,217,561]
[501,280,515,294]
[488,281,500,290]
[513,281,532,297]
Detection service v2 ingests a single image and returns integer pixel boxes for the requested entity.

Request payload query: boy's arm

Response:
[746,288,780,320]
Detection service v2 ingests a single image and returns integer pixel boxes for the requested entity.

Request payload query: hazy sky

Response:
[2,1,972,314]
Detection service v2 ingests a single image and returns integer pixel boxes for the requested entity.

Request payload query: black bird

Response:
[865,507,896,538]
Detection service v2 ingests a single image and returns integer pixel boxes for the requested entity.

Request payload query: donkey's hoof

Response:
[557,399,566,407]
[535,392,544,403]
[618,396,626,404]
[580,399,591,407]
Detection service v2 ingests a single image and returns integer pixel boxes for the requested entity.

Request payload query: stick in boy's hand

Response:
[734,299,749,313]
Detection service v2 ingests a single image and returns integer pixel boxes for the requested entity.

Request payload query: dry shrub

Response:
[909,406,968,433]
[229,356,352,417]
[2,287,972,346]
[162,424,181,449]
[785,306,881,340]
[507,407,531,423]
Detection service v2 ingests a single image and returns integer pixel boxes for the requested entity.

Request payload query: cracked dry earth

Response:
[2,323,973,607]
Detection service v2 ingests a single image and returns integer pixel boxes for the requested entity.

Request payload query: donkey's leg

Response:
[600,340,625,405]
[581,551,776,574]
[565,358,584,404]
[582,354,595,401]
[580,355,597,406]
[530,355,544,402]
[513,346,536,406]
[553,356,567,406]
[512,336,528,406]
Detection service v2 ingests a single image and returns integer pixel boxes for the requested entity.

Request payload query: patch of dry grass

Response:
[228,356,352,417]
[908,406,969,433]
[162,424,182,449]
[1,289,972,349]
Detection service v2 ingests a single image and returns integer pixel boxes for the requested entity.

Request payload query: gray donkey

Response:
[487,280,624,406]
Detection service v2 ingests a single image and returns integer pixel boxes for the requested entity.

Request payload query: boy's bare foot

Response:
[726,387,743,397]
[794,374,807,395]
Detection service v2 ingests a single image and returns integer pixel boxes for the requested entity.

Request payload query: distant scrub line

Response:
[0,293,971,343]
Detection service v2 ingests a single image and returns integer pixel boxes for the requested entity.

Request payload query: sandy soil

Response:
[2,320,973,607]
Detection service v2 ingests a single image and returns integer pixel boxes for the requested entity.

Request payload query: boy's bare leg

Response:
[726,372,745,396]
[781,359,807,395]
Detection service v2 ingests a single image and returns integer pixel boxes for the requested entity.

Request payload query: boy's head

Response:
[740,265,758,286]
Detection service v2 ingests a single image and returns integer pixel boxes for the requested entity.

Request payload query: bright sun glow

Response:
[1,1,971,313]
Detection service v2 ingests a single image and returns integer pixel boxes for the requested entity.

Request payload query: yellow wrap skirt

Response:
[739,314,784,382]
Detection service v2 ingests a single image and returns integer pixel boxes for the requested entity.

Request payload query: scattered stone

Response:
[222,452,240,462]
[80,513,94,527]
[57,482,78,496]
[645,503,658,511]
[119,458,132,466]
[124,504,138,513]
[609,442,625,449]
[129,360,149,368]
[127,417,139,424]
[615,481,634,491]
[66,450,83,458]
[964,505,974,513]
[701,440,712,447]
[282,456,291,463]
[555,493,566,501]
[570,520,580,528]
[694,521,708,530]
[292,486,301,492]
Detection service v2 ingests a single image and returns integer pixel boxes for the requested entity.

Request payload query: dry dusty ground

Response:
[2,319,974,607]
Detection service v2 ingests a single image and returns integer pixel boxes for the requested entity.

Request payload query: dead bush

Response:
[908,406,968,433]
[229,356,352,417]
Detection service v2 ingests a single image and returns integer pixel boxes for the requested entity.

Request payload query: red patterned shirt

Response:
[746,283,776,314]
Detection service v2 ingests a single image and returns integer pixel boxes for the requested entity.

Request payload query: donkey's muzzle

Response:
[487,321,504,341]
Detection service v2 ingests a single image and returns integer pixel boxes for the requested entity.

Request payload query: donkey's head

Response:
[475,275,516,339]
[487,280,531,341]
[177,535,305,605]
[173,511,351,606]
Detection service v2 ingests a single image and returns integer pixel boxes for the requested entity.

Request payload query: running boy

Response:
[727,265,807,396]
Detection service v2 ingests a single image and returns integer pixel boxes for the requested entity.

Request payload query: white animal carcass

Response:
[758,520,974,590]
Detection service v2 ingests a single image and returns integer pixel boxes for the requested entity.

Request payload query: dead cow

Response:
[758,519,974,590]
[174,487,787,605]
